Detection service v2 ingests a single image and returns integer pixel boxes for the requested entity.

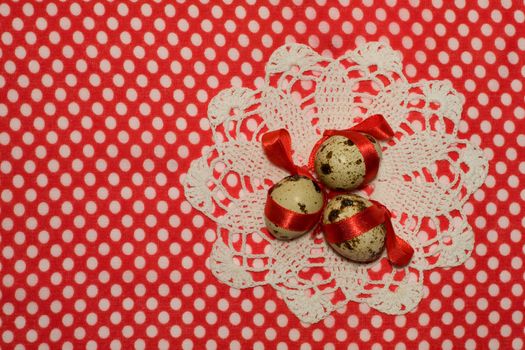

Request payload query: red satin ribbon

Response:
[262,129,324,232]
[370,200,414,267]
[308,114,394,187]
[323,199,414,266]
[324,204,385,243]
[349,114,395,140]
[261,129,298,175]
[264,187,323,232]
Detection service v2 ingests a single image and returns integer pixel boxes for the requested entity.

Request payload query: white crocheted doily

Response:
[183,42,488,323]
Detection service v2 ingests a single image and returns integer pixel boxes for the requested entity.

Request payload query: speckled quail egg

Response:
[322,194,386,262]
[314,134,382,190]
[265,175,324,240]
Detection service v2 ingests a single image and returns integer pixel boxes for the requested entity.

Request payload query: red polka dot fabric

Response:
[0,1,523,349]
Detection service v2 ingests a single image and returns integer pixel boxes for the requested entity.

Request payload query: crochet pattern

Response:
[183,42,488,323]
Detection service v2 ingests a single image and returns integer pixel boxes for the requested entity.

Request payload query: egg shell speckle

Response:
[314,134,382,190]
[322,193,386,262]
[265,175,324,240]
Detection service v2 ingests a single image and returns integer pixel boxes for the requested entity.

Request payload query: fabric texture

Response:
[0,1,523,349]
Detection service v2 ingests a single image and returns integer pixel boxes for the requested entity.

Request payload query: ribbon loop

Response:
[349,114,394,140]
[262,129,298,174]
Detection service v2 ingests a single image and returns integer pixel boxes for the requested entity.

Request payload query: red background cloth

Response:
[1,1,523,349]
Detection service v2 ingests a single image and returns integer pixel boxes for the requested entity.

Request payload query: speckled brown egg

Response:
[314,134,382,190]
[322,194,386,262]
[265,175,324,240]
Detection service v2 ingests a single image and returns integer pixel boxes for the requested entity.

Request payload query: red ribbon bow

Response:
[308,114,394,187]
[262,115,414,266]
[262,129,324,233]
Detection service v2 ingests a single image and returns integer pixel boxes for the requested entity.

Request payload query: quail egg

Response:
[322,193,386,262]
[314,134,382,190]
[265,175,324,240]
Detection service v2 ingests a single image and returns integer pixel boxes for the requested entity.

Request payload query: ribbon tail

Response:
[370,200,414,266]
[384,218,414,267]
[350,114,394,140]
[261,129,298,174]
